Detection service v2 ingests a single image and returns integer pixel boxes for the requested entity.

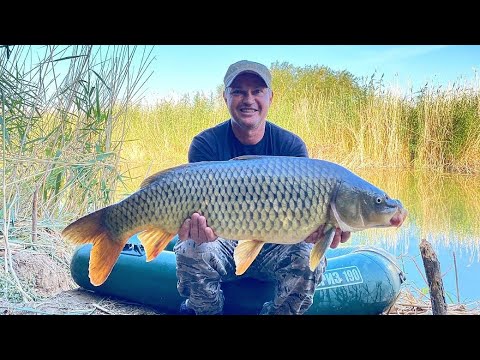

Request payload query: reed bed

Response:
[1,45,154,302]
[1,48,480,311]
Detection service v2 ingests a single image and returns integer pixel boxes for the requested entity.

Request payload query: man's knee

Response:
[174,240,226,315]
[276,242,326,282]
[260,243,325,315]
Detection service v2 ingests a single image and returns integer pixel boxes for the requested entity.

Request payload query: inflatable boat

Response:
[70,235,406,315]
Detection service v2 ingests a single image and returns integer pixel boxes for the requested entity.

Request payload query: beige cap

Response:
[223,60,272,88]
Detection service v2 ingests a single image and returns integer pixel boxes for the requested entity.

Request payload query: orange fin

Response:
[309,227,335,271]
[62,208,106,245]
[137,228,175,261]
[61,207,130,286]
[89,236,127,286]
[233,240,265,275]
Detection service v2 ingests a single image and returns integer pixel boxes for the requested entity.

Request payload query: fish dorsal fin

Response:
[137,227,175,261]
[230,155,270,161]
[140,163,191,189]
[309,226,336,271]
[233,240,265,275]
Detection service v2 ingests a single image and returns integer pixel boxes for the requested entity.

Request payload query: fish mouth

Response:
[390,208,408,227]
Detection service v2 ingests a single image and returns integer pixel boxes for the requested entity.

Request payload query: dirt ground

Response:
[0,288,164,315]
[0,246,165,315]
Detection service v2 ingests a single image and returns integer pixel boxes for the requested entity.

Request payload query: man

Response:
[173,60,351,315]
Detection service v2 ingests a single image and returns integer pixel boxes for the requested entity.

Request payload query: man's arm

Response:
[289,138,309,158]
[188,135,216,163]
[272,124,309,158]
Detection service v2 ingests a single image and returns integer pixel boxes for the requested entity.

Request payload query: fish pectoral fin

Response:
[309,227,336,271]
[234,240,265,276]
[137,228,175,262]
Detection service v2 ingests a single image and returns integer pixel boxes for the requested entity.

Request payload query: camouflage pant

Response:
[173,238,325,315]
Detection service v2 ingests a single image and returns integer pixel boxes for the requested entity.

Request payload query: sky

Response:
[17,45,480,105]
[139,45,480,103]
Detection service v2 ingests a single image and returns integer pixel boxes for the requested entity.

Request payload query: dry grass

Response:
[3,284,479,316]
[0,222,76,303]
[386,288,480,315]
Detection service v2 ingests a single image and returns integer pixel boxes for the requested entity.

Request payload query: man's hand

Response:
[304,224,351,249]
[178,212,218,244]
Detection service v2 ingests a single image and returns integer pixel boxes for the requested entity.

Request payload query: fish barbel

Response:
[62,155,407,286]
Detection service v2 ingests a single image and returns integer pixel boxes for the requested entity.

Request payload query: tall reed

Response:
[1,45,153,301]
[412,80,480,173]
[114,91,230,196]
[118,62,480,192]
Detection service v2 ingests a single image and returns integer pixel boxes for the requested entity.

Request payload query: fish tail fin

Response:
[62,208,129,286]
[61,208,107,245]
[309,226,336,271]
[89,235,127,286]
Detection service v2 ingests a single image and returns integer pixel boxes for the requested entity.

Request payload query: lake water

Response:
[118,165,480,308]
[347,169,480,308]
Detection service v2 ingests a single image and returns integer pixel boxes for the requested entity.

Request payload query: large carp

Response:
[62,155,407,286]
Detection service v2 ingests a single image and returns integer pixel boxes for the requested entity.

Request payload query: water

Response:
[347,169,480,308]
[350,224,480,307]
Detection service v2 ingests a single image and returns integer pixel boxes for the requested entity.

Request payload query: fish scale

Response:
[104,156,331,243]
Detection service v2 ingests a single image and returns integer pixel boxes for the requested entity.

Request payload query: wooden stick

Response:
[452,251,460,304]
[419,239,448,315]
[32,187,38,244]
[92,303,115,315]
[395,302,431,308]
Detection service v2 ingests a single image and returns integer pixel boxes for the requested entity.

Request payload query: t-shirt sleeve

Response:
[281,133,309,158]
[289,136,309,157]
[188,132,217,163]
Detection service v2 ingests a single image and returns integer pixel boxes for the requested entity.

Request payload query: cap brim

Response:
[225,70,269,88]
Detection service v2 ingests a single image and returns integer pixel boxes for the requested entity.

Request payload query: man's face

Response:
[223,73,273,131]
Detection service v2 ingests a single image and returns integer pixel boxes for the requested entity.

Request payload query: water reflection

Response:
[353,169,480,258]
[350,168,480,305]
